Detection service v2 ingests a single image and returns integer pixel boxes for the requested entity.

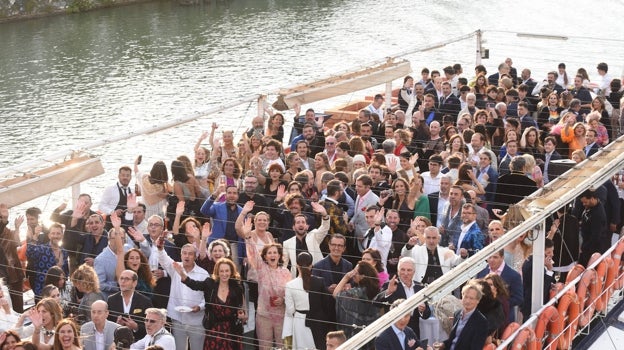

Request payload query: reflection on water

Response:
[1,0,623,210]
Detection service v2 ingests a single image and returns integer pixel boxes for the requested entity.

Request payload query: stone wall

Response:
[0,0,152,21]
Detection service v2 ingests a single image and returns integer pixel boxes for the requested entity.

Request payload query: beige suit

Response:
[282,217,330,277]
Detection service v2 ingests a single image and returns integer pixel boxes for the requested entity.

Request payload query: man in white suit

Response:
[401,226,467,284]
[80,300,120,350]
[282,202,331,277]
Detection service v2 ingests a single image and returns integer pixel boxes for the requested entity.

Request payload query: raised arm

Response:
[171,201,185,234]
[195,131,209,152]
[235,201,255,239]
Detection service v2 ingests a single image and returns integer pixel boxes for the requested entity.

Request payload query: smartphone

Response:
[136,155,142,165]
[486,102,495,109]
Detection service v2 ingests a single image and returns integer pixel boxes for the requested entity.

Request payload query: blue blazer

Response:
[458,222,483,256]
[200,197,242,243]
[443,309,488,350]
[375,325,419,350]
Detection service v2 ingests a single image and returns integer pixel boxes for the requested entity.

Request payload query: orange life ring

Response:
[550,282,564,300]
[594,258,609,312]
[555,291,580,350]
[611,239,624,289]
[501,322,520,341]
[565,264,584,284]
[576,269,597,327]
[511,327,537,350]
[533,305,562,350]
[602,257,615,308]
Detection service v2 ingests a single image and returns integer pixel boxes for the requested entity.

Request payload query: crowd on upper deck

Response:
[1,58,624,350]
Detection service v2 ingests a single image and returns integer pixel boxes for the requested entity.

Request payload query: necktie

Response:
[123,187,127,196]
[440,96,446,105]
[366,229,375,248]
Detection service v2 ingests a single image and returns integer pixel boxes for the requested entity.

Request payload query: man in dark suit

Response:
[488,62,509,86]
[542,136,562,185]
[428,175,451,228]
[439,283,488,350]
[476,250,523,322]
[517,102,537,132]
[521,238,556,319]
[375,257,431,338]
[375,299,422,350]
[438,82,461,118]
[494,156,537,212]
[584,129,600,157]
[312,234,352,331]
[107,269,153,340]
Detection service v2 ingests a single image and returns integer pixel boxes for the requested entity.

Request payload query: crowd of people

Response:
[1,58,624,350]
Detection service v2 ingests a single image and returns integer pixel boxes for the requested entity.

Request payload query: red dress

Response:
[204,294,243,350]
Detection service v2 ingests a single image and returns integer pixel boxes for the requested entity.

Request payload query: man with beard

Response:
[78,213,108,266]
[50,194,96,274]
[0,203,25,312]
[384,209,408,276]
[290,122,325,157]
[578,190,609,267]
[282,202,330,277]
[439,186,465,248]
[99,166,134,229]
[201,184,243,263]
[237,173,270,214]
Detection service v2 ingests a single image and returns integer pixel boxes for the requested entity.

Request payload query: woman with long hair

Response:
[538,92,564,130]
[561,120,587,158]
[283,152,301,183]
[283,253,317,350]
[313,153,331,191]
[408,175,431,221]
[475,279,505,341]
[441,134,468,163]
[14,298,63,350]
[70,264,105,324]
[52,318,81,350]
[591,96,612,136]
[266,113,285,143]
[484,273,511,335]
[378,177,412,232]
[0,330,20,350]
[474,74,488,100]
[193,132,212,194]
[176,257,246,350]
[333,261,381,349]
[361,248,389,287]
[135,159,170,218]
[519,126,544,161]
[115,248,155,297]
[170,159,203,219]
[455,163,486,195]
[44,267,72,317]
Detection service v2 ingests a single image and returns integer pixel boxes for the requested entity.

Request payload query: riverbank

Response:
[0,0,166,22]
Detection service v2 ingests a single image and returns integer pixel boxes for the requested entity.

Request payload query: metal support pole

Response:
[530,219,545,315]
[476,29,482,66]
[385,81,393,116]
[257,95,266,120]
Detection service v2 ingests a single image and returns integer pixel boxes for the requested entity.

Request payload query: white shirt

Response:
[99,182,132,215]
[158,250,209,326]
[421,171,441,195]
[94,329,105,350]
[436,195,449,227]
[367,103,385,121]
[368,225,393,271]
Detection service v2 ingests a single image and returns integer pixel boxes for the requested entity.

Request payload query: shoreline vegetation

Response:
[0,0,212,23]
